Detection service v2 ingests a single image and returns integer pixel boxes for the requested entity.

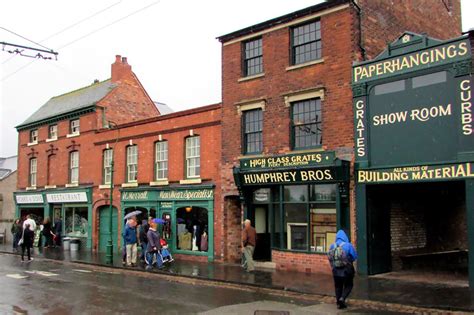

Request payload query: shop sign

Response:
[158,189,213,200]
[240,151,335,170]
[241,168,335,185]
[46,192,88,203]
[160,202,173,209]
[253,188,270,202]
[358,162,474,184]
[122,191,149,201]
[353,38,470,83]
[15,194,44,204]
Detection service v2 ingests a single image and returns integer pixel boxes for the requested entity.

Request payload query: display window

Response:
[65,206,88,239]
[176,206,209,252]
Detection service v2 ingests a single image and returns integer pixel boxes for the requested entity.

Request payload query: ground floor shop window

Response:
[176,206,208,252]
[65,207,88,239]
[268,184,337,253]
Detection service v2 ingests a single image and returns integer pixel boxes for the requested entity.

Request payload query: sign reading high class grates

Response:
[240,151,335,170]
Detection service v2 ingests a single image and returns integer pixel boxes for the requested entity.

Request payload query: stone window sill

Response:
[179,178,202,185]
[66,133,80,138]
[27,142,38,146]
[150,180,169,186]
[286,58,324,72]
[44,185,56,189]
[122,182,138,188]
[99,184,112,189]
[26,186,37,191]
[238,73,265,82]
[46,138,57,142]
[66,183,79,188]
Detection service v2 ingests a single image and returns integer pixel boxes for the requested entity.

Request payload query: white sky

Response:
[1,0,473,157]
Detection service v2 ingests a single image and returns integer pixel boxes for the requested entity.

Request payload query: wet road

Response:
[0,254,403,314]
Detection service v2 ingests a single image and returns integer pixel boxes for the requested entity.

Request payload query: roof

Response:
[17,79,117,129]
[217,0,350,43]
[154,102,174,115]
[0,156,18,180]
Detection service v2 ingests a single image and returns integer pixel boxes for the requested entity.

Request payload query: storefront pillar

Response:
[356,183,368,275]
[465,179,474,288]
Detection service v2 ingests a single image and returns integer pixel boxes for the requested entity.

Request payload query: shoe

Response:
[338,299,347,309]
[131,263,136,267]
[27,258,33,263]
[168,258,174,262]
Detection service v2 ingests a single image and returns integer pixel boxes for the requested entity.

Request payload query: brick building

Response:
[14,56,222,262]
[0,156,17,244]
[218,0,461,273]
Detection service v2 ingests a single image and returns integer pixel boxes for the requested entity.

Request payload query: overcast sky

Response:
[1,0,473,157]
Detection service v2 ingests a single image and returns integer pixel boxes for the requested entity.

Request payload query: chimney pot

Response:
[122,57,128,64]
[115,55,121,63]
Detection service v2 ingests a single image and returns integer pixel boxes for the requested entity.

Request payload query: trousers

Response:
[333,275,354,302]
[243,245,255,271]
[126,243,137,265]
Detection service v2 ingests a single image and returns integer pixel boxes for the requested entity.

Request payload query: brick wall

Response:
[272,250,331,274]
[358,0,461,60]
[390,201,427,253]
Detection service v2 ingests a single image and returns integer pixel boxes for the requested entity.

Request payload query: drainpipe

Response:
[351,0,366,61]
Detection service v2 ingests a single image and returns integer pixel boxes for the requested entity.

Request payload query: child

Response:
[160,238,174,263]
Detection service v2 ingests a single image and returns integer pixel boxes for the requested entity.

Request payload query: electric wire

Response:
[0,26,52,51]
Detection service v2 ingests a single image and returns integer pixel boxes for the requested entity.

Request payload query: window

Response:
[270,184,337,253]
[29,158,37,187]
[291,98,322,149]
[65,206,88,239]
[374,79,406,95]
[69,151,79,184]
[103,149,113,185]
[243,38,263,77]
[185,136,200,178]
[126,145,138,182]
[243,109,263,154]
[176,206,208,252]
[291,20,321,65]
[70,119,80,135]
[412,71,447,89]
[48,125,58,139]
[30,129,38,143]
[155,141,168,180]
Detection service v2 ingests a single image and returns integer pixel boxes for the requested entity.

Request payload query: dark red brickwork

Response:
[220,1,461,271]
[272,250,331,274]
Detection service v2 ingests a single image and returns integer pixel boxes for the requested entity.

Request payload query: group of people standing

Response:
[11,215,62,262]
[122,216,173,268]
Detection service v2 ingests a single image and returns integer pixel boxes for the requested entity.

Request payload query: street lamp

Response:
[106,121,120,265]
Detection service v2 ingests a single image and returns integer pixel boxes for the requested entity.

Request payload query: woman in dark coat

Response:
[42,217,54,248]
[11,219,22,250]
[21,224,35,262]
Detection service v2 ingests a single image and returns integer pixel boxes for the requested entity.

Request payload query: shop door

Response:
[158,210,173,250]
[367,187,392,274]
[99,206,118,252]
[254,206,271,261]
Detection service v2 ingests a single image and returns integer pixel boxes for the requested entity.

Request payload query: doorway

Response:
[253,205,271,261]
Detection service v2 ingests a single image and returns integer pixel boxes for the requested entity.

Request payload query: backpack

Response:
[328,242,347,268]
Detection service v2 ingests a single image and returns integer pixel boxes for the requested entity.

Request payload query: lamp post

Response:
[106,122,120,265]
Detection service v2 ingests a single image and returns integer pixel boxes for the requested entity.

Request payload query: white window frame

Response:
[30,129,38,144]
[103,149,113,185]
[70,119,80,135]
[48,124,58,140]
[126,145,138,183]
[155,141,168,180]
[185,136,200,178]
[29,158,37,187]
[70,151,79,184]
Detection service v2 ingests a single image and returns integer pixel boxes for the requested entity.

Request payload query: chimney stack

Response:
[111,54,132,83]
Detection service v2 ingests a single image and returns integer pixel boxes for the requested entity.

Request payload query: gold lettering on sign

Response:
[355,100,366,157]
[460,79,473,135]
[372,104,452,126]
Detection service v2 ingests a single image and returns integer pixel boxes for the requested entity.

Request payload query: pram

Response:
[160,238,174,263]
[145,239,174,267]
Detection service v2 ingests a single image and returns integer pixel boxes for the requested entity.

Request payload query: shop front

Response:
[233,151,350,272]
[14,188,93,249]
[120,186,214,261]
[352,33,474,286]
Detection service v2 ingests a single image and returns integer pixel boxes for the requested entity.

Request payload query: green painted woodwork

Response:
[99,206,118,252]
[465,179,474,287]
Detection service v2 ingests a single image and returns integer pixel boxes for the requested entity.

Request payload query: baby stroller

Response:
[160,238,174,263]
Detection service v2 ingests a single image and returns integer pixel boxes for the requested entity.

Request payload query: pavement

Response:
[1,245,473,313]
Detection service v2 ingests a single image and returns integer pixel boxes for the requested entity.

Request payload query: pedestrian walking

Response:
[22,214,36,231]
[54,216,62,246]
[11,219,22,250]
[139,219,149,261]
[241,219,256,272]
[42,217,55,248]
[146,221,163,268]
[20,224,35,262]
[327,230,358,309]
[123,218,138,267]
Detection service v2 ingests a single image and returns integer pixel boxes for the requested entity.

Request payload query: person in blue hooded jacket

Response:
[328,230,357,309]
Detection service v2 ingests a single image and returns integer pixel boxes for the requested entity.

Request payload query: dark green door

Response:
[99,206,118,252]
[367,186,392,274]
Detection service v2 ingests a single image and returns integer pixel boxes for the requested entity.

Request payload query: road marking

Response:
[73,269,92,273]
[6,274,28,279]
[24,270,58,277]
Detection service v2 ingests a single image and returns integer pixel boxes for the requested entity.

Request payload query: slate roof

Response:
[17,79,117,129]
[0,156,17,180]
[154,102,174,115]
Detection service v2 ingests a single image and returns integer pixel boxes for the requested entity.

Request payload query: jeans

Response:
[333,275,354,303]
[140,242,148,260]
[145,250,163,268]
[126,243,137,265]
[243,245,255,271]
[13,234,20,249]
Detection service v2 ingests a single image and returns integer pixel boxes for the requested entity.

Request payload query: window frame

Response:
[126,145,138,183]
[290,98,322,150]
[69,151,79,184]
[185,136,200,179]
[242,37,263,77]
[70,119,80,135]
[242,109,263,155]
[290,20,322,66]
[30,129,38,144]
[29,158,37,187]
[48,124,58,140]
[155,141,169,180]
[103,149,113,185]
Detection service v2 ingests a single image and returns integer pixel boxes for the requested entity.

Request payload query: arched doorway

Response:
[98,206,118,252]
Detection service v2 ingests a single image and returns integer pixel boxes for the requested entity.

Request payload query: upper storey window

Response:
[70,119,80,135]
[29,129,38,144]
[243,38,263,77]
[291,20,321,65]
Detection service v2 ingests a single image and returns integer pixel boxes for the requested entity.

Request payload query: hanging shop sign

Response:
[357,162,474,184]
[46,192,88,203]
[240,151,335,170]
[15,194,44,204]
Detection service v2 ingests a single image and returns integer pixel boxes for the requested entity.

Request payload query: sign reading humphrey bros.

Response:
[353,38,469,84]
[240,151,335,170]
[353,34,473,168]
[240,167,336,185]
